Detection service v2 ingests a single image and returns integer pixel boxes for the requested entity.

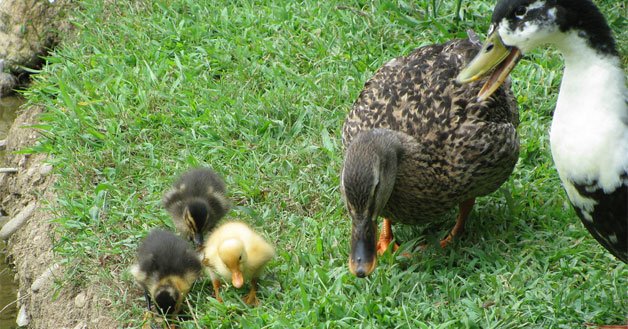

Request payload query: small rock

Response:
[27,167,37,178]
[0,72,17,97]
[72,322,87,329]
[74,292,87,308]
[0,139,7,150]
[0,168,18,174]
[0,203,37,240]
[16,305,29,327]
[39,163,53,176]
[31,263,61,293]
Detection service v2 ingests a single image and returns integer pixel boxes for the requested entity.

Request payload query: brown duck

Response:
[340,33,520,277]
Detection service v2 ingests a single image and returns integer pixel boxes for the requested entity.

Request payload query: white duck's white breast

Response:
[549,33,628,208]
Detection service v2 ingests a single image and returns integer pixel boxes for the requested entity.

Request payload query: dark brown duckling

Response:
[130,229,202,317]
[163,168,231,248]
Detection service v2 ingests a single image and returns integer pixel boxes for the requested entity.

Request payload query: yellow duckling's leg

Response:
[242,278,259,306]
[212,279,223,303]
[440,198,475,247]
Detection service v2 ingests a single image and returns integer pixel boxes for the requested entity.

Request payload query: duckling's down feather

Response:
[203,221,274,282]
[132,230,202,289]
[163,168,231,238]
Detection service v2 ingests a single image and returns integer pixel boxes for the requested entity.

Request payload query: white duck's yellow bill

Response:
[456,32,522,101]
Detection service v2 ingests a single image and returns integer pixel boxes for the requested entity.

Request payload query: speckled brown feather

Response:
[342,38,519,225]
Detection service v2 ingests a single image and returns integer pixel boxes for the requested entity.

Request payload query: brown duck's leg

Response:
[242,278,259,306]
[212,279,223,303]
[376,218,399,255]
[440,198,475,247]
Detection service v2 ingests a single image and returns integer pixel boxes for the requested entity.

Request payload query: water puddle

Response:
[0,95,24,328]
[0,241,18,329]
[0,96,21,160]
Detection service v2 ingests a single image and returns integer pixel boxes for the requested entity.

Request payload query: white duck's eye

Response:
[514,6,527,18]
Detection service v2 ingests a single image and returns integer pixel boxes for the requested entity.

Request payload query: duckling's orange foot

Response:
[243,280,260,306]
[140,311,162,329]
[242,291,259,306]
[212,279,224,303]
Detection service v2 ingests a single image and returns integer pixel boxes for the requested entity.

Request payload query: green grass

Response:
[20,0,627,327]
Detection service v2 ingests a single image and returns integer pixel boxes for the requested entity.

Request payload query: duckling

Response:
[341,35,519,277]
[201,221,275,305]
[457,0,627,263]
[163,168,231,248]
[130,229,202,317]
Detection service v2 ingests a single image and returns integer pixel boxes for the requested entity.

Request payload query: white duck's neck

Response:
[549,31,628,191]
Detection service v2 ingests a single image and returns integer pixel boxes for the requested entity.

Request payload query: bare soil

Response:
[1,105,118,328]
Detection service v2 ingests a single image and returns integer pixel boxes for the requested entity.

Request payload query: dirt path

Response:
[1,105,118,328]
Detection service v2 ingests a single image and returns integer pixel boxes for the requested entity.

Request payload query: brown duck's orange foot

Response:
[376,238,400,255]
[439,234,454,248]
[376,240,412,257]
[377,218,412,257]
[416,234,456,249]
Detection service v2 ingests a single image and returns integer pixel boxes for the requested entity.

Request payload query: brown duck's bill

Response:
[348,219,378,278]
[456,31,522,102]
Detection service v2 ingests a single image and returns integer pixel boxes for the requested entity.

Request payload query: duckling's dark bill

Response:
[456,31,521,101]
[349,219,378,278]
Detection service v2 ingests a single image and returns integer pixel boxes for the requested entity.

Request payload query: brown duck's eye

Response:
[515,6,527,18]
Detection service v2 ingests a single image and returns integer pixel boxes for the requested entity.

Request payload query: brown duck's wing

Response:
[342,38,519,224]
[342,37,518,149]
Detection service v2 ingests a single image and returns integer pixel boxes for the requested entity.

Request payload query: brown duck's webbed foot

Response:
[440,198,475,247]
[376,218,411,257]
[212,279,223,303]
[376,218,399,255]
[242,278,259,306]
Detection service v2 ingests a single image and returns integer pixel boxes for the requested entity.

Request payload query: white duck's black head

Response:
[457,0,619,100]
[491,0,617,55]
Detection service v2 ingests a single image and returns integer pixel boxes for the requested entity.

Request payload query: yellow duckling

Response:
[130,230,202,318]
[202,221,275,305]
